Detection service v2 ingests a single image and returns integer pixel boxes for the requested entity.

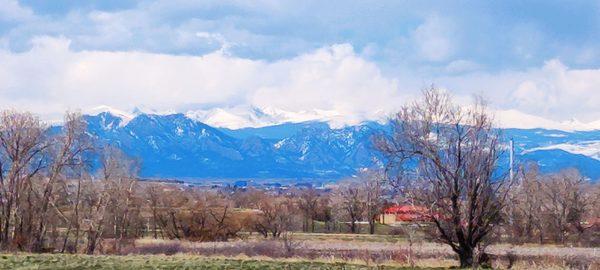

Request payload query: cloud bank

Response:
[0,37,403,125]
[1,36,600,129]
[1,0,599,129]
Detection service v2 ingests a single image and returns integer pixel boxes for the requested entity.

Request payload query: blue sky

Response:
[1,0,600,129]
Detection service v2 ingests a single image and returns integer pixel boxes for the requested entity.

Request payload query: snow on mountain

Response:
[79,108,600,181]
[504,128,600,179]
[259,107,346,127]
[85,105,134,127]
[522,140,600,161]
[85,105,600,132]
[82,111,380,179]
[187,106,600,131]
[495,109,600,131]
[186,106,348,129]
[186,107,279,129]
[80,111,600,180]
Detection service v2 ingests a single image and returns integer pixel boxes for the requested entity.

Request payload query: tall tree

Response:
[297,188,319,232]
[332,180,366,234]
[254,196,296,238]
[375,87,512,267]
[100,146,139,253]
[361,169,385,235]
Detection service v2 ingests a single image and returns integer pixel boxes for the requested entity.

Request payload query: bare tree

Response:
[31,112,92,252]
[375,87,511,268]
[81,176,110,254]
[59,171,91,253]
[0,111,48,249]
[332,180,366,234]
[100,146,140,253]
[504,163,545,244]
[315,196,333,232]
[540,169,589,244]
[0,109,258,254]
[361,169,386,235]
[145,185,161,239]
[253,196,296,238]
[297,188,319,232]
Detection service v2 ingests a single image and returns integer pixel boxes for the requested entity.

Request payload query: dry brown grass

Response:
[129,237,600,269]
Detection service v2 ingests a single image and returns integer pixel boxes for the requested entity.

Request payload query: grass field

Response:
[1,232,597,269]
[0,254,430,270]
[129,236,600,269]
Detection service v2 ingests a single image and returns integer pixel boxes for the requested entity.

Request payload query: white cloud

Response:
[195,31,235,54]
[0,37,402,125]
[412,15,456,62]
[435,59,600,124]
[251,44,402,125]
[1,36,600,130]
[0,0,34,22]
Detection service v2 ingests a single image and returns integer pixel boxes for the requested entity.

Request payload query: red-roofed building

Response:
[378,204,431,224]
[582,217,600,229]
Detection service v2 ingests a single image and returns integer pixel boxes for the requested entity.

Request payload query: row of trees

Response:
[504,165,599,245]
[0,111,90,252]
[0,106,385,254]
[0,110,143,253]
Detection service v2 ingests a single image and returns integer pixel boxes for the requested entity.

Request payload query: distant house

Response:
[378,205,431,224]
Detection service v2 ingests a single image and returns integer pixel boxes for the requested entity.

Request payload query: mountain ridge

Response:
[82,110,600,181]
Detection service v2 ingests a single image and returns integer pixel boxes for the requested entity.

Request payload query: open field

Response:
[122,236,600,269]
[1,241,598,270]
[0,254,426,270]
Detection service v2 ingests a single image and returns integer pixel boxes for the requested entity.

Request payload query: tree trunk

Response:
[61,224,72,253]
[457,245,474,268]
[153,216,158,239]
[86,231,97,255]
[302,217,308,232]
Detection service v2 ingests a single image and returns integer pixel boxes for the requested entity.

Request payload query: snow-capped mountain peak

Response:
[76,111,600,181]
[86,105,135,127]
[185,106,346,129]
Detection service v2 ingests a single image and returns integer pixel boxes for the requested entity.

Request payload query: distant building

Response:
[263,182,282,190]
[378,205,431,224]
[582,217,600,229]
[294,182,313,189]
[234,180,248,188]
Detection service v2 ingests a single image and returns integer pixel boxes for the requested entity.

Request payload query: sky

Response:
[1,0,600,129]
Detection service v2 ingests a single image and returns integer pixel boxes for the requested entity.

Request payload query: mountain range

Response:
[82,110,600,182]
